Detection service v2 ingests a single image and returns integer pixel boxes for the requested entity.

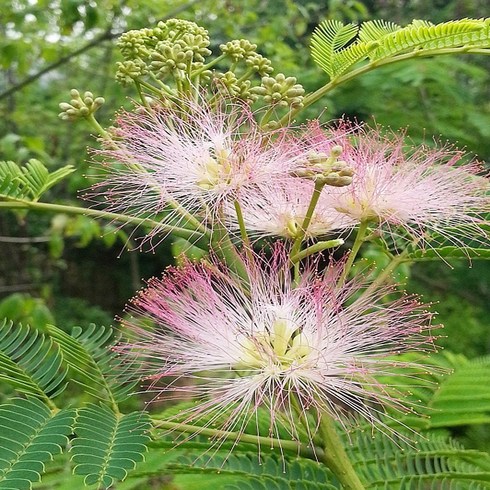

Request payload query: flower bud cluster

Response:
[58,89,105,121]
[220,39,257,61]
[252,74,305,108]
[294,146,354,187]
[215,72,258,103]
[115,19,211,84]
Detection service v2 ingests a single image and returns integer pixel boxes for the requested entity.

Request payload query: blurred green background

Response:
[1,0,489,444]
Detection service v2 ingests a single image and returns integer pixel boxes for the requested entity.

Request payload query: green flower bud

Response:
[251,73,305,108]
[294,147,354,187]
[245,52,274,76]
[220,39,257,61]
[115,59,148,85]
[58,89,105,121]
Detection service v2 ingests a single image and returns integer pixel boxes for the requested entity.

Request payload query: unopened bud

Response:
[294,147,354,187]
[58,88,105,121]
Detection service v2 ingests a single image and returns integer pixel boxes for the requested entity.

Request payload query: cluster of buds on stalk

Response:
[293,145,355,187]
[58,89,105,121]
[252,73,305,108]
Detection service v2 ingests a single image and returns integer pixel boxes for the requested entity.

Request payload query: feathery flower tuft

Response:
[88,99,301,244]
[312,124,490,248]
[119,248,436,450]
[234,178,354,240]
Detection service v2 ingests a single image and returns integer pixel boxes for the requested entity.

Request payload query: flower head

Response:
[120,248,435,449]
[88,99,301,244]
[233,178,354,240]
[313,124,490,248]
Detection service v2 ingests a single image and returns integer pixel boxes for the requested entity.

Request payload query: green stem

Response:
[166,198,211,237]
[361,248,410,297]
[290,239,344,264]
[192,53,228,76]
[211,218,250,284]
[337,220,369,286]
[134,81,151,109]
[233,199,254,261]
[152,418,319,460]
[86,114,109,139]
[290,180,326,259]
[0,199,208,246]
[259,106,276,128]
[319,414,365,490]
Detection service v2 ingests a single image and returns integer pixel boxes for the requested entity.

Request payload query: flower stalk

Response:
[319,414,365,490]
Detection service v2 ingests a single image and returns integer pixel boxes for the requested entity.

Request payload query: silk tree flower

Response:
[119,248,435,449]
[309,124,490,247]
[88,99,304,242]
[232,177,355,240]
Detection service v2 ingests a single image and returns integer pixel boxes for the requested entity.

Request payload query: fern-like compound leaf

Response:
[0,320,68,404]
[310,20,359,78]
[369,19,487,61]
[71,405,151,488]
[345,429,490,489]
[0,398,75,490]
[311,18,489,81]
[428,354,490,428]
[0,160,74,202]
[0,161,28,200]
[47,323,138,407]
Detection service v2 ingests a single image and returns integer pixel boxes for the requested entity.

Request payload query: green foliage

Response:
[0,318,488,488]
[0,159,74,202]
[426,354,490,428]
[0,398,74,490]
[311,18,489,81]
[0,294,54,332]
[378,352,490,431]
[0,320,67,404]
[408,246,490,260]
[46,324,137,406]
[130,422,490,490]
[346,429,490,489]
[71,405,150,488]
[0,2,489,488]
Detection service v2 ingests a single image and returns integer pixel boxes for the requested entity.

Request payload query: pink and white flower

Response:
[88,99,303,242]
[119,248,435,449]
[234,178,354,240]
[311,124,490,247]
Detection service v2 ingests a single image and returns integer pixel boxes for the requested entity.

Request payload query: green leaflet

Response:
[408,246,490,260]
[311,18,489,81]
[0,320,68,406]
[71,405,151,488]
[46,324,138,407]
[379,352,490,429]
[126,428,490,490]
[0,398,75,490]
[345,429,490,489]
[0,160,74,202]
[429,354,490,428]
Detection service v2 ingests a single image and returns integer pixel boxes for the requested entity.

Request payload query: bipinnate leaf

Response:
[46,323,137,406]
[0,160,74,201]
[0,398,75,490]
[71,405,151,488]
[381,352,490,429]
[311,17,489,81]
[428,354,490,428]
[345,429,490,489]
[0,320,68,404]
[131,425,490,490]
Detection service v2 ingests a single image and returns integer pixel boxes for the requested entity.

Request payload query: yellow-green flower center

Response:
[238,319,312,370]
[196,146,233,190]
